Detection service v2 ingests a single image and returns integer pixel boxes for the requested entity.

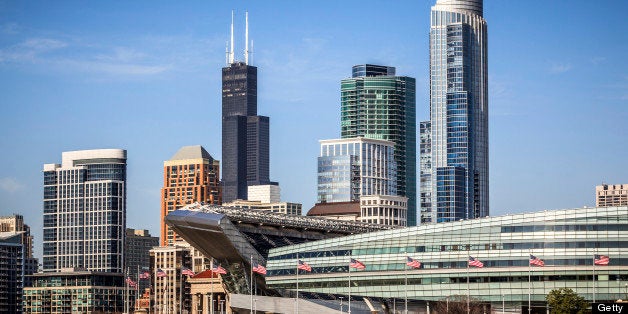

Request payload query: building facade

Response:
[222,60,273,203]
[247,184,280,203]
[424,0,489,224]
[223,199,302,216]
[318,138,398,204]
[0,232,24,313]
[596,183,628,207]
[150,245,193,314]
[188,270,227,314]
[341,65,417,226]
[359,195,408,226]
[419,121,433,225]
[266,206,628,312]
[125,228,158,292]
[22,271,126,313]
[0,214,38,286]
[161,145,221,246]
[164,203,627,313]
[307,202,361,222]
[42,149,126,273]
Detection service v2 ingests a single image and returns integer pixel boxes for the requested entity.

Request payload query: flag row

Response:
[132,254,611,282]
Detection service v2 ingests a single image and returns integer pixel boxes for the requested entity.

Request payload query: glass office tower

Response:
[317,138,397,203]
[42,149,126,273]
[341,65,417,225]
[424,0,489,223]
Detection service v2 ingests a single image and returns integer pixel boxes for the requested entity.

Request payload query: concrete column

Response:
[192,293,199,314]
[203,293,209,314]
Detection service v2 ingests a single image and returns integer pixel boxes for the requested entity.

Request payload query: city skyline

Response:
[1,1,627,260]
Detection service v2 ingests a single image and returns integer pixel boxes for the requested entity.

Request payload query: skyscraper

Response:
[341,65,417,225]
[0,214,38,286]
[423,0,489,223]
[0,232,25,312]
[43,149,126,273]
[222,12,274,203]
[160,145,221,246]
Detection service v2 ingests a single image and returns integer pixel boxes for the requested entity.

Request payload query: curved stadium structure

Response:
[167,204,628,313]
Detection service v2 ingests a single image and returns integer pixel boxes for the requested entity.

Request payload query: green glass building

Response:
[341,65,417,225]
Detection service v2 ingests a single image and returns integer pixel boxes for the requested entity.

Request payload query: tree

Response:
[546,288,589,314]
[431,295,486,314]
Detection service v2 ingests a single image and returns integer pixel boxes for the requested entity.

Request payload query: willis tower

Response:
[222,12,274,203]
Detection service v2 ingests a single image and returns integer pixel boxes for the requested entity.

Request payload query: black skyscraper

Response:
[222,62,271,202]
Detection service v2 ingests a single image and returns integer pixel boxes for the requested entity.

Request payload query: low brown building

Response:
[596,183,628,207]
[188,270,228,314]
[306,201,361,221]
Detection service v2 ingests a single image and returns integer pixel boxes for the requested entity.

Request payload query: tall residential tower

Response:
[341,65,416,225]
[422,0,489,223]
[43,149,127,273]
[160,145,221,246]
[222,12,275,203]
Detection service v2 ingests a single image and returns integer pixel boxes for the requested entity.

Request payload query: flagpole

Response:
[211,260,215,314]
[296,253,299,314]
[137,265,140,313]
[528,252,531,314]
[250,255,254,314]
[466,248,470,314]
[404,264,408,314]
[164,274,168,314]
[180,267,183,314]
[126,267,129,314]
[593,254,596,303]
[348,258,351,314]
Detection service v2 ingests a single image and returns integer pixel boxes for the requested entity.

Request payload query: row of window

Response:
[270,241,627,261]
[268,258,628,276]
[272,274,627,291]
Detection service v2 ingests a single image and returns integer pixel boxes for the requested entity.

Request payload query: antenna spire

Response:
[225,41,229,65]
[229,10,235,64]
[245,11,249,64]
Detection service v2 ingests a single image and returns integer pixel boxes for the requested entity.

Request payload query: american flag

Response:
[139,271,150,280]
[594,254,610,266]
[252,263,267,275]
[126,277,137,287]
[297,260,312,272]
[156,268,168,277]
[212,264,228,275]
[406,256,421,269]
[350,258,366,270]
[529,255,545,267]
[182,267,195,277]
[468,256,484,268]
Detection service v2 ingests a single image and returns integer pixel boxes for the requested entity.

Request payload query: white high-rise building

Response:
[247,184,280,203]
[43,149,127,273]
[422,0,489,224]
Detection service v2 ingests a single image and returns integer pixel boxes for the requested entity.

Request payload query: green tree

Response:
[546,288,589,314]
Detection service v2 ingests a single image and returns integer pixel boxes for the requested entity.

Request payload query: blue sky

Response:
[1,1,626,259]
